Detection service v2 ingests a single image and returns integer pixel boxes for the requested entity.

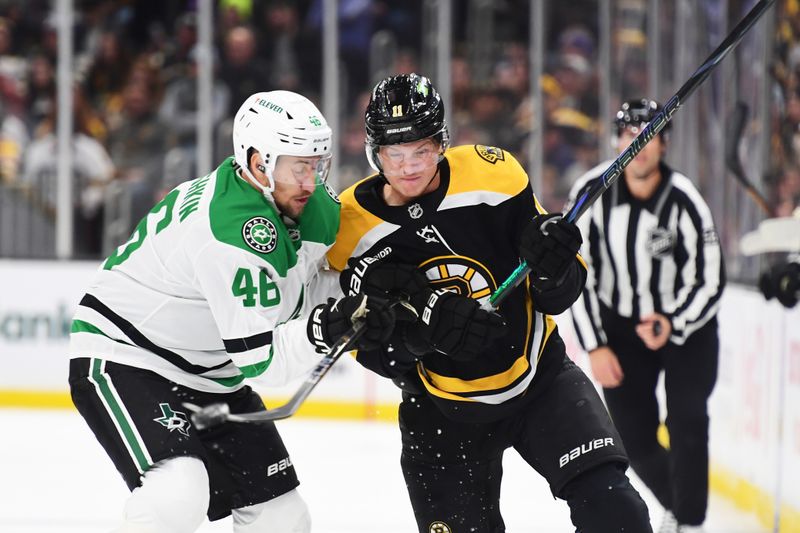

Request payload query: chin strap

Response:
[235,165,278,208]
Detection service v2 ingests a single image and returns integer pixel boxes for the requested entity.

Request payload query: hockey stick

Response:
[725,101,774,216]
[184,298,417,429]
[482,0,777,312]
[184,321,366,430]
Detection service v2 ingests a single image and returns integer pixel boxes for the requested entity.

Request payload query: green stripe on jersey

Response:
[238,346,274,378]
[71,319,108,336]
[209,373,246,387]
[89,359,152,473]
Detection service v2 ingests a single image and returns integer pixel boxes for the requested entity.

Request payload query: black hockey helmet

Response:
[364,73,450,172]
[614,98,671,138]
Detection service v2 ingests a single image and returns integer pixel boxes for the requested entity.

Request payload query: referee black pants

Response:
[599,309,719,526]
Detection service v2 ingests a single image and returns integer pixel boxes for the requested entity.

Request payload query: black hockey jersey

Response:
[328,145,587,422]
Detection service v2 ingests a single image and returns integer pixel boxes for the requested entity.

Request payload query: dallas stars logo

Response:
[243,217,278,253]
[153,403,191,436]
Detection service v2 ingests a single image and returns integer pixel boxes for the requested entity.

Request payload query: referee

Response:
[568,98,725,533]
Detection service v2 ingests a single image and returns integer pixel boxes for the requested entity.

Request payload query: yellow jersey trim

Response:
[445,145,529,198]
[327,176,384,271]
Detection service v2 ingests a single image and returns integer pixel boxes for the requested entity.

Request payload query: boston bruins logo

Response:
[474,144,505,164]
[429,522,452,533]
[419,256,497,304]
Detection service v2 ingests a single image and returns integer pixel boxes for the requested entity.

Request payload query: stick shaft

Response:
[485,0,776,311]
[186,321,365,428]
[236,321,366,422]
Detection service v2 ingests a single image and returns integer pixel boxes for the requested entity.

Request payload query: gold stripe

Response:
[438,264,449,279]
[533,193,546,214]
[539,315,556,359]
[420,281,536,396]
[444,146,529,197]
[418,255,498,288]
[464,268,476,281]
[0,390,76,409]
[423,351,532,394]
[326,178,385,271]
[0,390,400,422]
[472,287,491,299]
[710,463,800,532]
[416,366,478,401]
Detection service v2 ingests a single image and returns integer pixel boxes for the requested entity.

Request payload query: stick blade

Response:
[183,402,230,431]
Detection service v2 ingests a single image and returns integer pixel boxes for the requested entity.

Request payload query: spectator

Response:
[0,16,27,90]
[158,46,230,189]
[21,85,114,256]
[106,77,170,227]
[218,26,270,117]
[159,12,198,87]
[258,2,303,91]
[0,81,28,184]
[84,30,133,114]
[25,53,55,136]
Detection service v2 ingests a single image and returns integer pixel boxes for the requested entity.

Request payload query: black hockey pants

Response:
[599,308,719,526]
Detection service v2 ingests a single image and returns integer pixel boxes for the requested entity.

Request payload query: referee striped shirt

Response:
[568,160,725,349]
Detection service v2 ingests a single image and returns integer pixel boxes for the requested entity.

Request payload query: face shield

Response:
[373,138,444,179]
[270,153,333,187]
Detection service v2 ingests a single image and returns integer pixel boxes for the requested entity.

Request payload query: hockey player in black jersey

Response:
[327,73,653,533]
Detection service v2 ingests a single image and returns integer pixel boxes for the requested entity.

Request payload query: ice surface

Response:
[0,409,767,532]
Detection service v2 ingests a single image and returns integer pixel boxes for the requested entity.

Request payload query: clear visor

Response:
[271,153,332,186]
[376,141,443,177]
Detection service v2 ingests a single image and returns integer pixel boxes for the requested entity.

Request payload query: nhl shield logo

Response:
[243,217,278,253]
[408,203,424,219]
[645,227,676,258]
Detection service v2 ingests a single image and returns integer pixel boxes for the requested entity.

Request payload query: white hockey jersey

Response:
[69,157,341,392]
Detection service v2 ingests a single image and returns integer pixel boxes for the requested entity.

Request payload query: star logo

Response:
[153,403,191,437]
[243,217,278,253]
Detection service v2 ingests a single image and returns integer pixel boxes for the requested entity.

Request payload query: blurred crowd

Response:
[769,0,800,217]
[0,0,796,260]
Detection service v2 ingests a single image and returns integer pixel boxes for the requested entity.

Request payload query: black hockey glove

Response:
[519,214,583,283]
[404,290,507,361]
[307,294,397,353]
[759,261,800,309]
[339,255,430,301]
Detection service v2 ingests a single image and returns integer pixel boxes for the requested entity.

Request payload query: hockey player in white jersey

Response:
[68,91,399,533]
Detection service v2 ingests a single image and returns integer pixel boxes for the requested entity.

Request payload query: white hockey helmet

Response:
[232,90,332,194]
